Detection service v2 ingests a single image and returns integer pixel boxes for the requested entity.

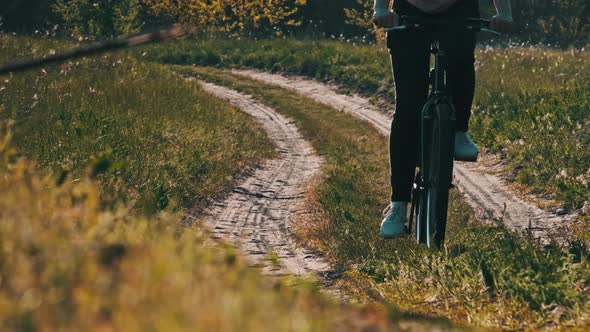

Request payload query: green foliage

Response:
[509,0,590,46]
[3,0,590,44]
[52,0,144,39]
[143,0,306,37]
[294,0,368,38]
[345,0,590,46]
[0,0,58,33]
[343,0,381,40]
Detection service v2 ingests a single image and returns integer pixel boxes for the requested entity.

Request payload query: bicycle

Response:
[385,16,499,248]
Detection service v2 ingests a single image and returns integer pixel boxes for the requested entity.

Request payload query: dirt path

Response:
[198,81,467,330]
[198,81,334,280]
[233,69,571,242]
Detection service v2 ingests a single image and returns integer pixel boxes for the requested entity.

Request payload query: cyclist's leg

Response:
[444,35,476,133]
[438,0,479,132]
[387,2,431,203]
[439,0,479,161]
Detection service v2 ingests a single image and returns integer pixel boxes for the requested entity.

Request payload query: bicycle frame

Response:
[415,40,456,247]
[424,40,456,159]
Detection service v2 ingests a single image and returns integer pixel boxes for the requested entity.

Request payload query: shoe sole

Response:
[381,232,407,239]
[454,153,478,162]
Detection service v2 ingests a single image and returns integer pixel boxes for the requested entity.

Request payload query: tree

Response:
[344,0,590,46]
[294,0,366,38]
[344,0,388,41]
[514,0,590,45]
[144,0,306,36]
[53,0,144,39]
[0,0,58,33]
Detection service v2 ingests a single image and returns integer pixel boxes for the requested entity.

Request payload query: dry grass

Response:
[0,122,399,331]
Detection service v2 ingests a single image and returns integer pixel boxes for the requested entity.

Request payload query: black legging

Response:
[387,0,479,202]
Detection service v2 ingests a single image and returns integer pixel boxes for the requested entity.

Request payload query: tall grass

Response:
[473,48,590,211]
[145,38,590,216]
[0,122,396,331]
[179,66,590,329]
[0,35,275,213]
[0,36,408,331]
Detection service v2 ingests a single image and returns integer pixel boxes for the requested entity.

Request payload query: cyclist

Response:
[374,0,513,238]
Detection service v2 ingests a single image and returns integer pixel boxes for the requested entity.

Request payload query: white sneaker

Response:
[380,202,407,239]
[455,131,479,162]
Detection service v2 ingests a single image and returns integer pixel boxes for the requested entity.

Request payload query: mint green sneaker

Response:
[380,202,407,239]
[454,131,479,162]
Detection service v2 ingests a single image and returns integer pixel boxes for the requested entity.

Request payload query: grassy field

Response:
[0,123,406,331]
[4,34,590,330]
[176,65,590,330]
[145,38,392,96]
[473,48,590,212]
[1,36,276,214]
[145,38,590,221]
[0,36,408,331]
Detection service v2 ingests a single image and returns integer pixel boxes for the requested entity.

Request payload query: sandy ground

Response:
[232,69,572,243]
[198,81,334,278]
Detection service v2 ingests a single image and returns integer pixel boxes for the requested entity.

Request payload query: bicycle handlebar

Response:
[384,16,500,35]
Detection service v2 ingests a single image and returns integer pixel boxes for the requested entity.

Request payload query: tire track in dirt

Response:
[198,81,333,279]
[233,69,571,242]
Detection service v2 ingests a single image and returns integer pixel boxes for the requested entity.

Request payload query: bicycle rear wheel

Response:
[418,103,455,248]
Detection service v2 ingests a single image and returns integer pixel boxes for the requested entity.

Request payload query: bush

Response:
[53,0,144,39]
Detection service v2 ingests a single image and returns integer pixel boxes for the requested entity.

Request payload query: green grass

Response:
[144,38,590,216]
[177,65,590,329]
[473,48,590,211]
[4,34,590,330]
[0,36,413,331]
[0,123,402,331]
[142,38,393,96]
[0,35,275,213]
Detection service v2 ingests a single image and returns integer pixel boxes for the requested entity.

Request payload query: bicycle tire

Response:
[411,172,424,242]
[419,103,455,248]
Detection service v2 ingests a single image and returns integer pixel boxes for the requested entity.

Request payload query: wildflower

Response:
[575,175,588,186]
[556,169,568,179]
